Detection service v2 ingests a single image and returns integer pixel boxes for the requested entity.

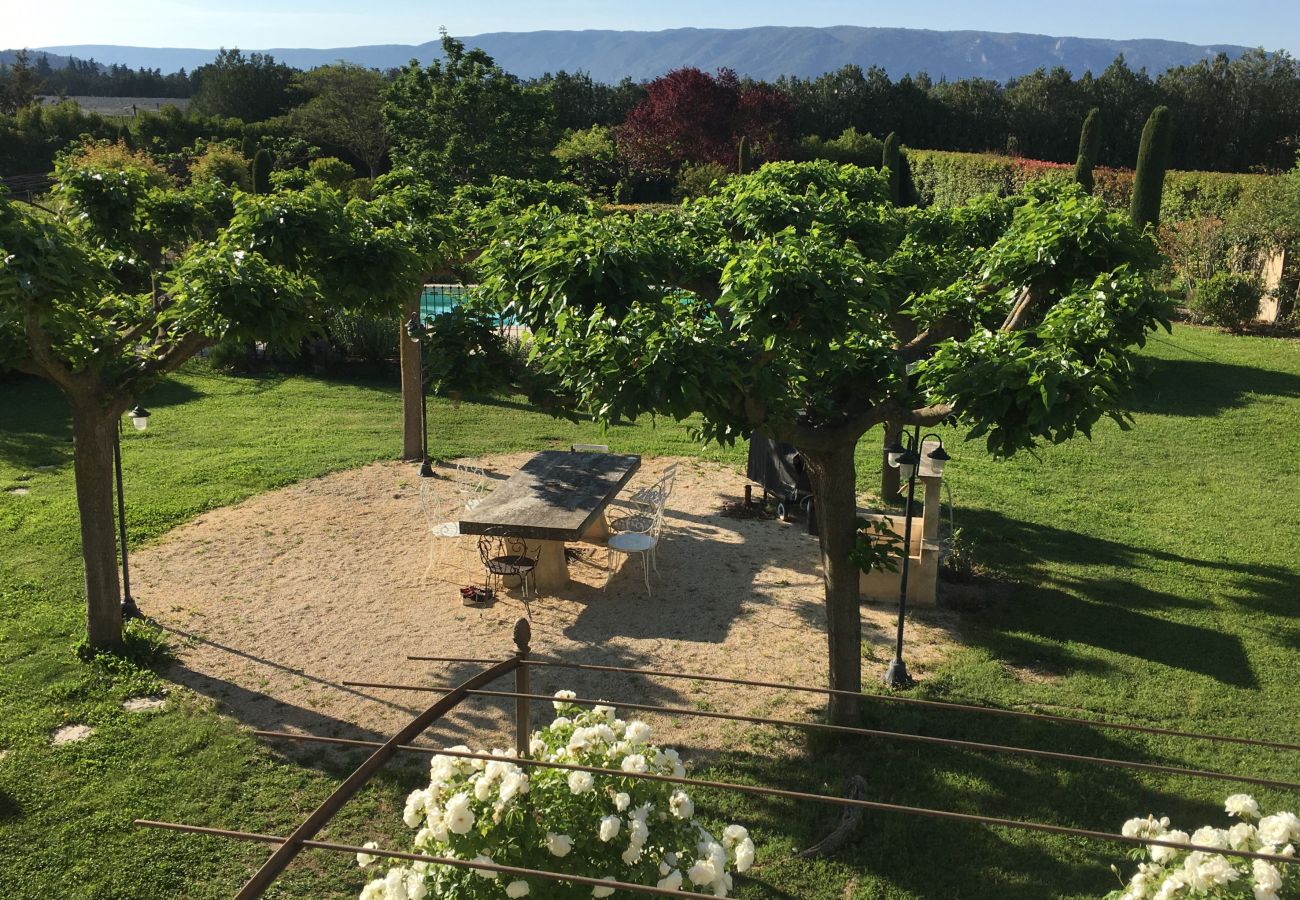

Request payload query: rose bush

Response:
[1105,794,1298,899]
[357,692,756,898]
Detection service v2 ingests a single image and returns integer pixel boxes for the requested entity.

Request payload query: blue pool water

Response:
[420,284,515,326]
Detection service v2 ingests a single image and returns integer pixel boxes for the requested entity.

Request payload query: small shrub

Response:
[308,156,356,189]
[206,335,259,373]
[57,139,173,188]
[188,144,253,190]
[674,161,729,200]
[940,526,981,583]
[328,310,399,371]
[1189,272,1260,332]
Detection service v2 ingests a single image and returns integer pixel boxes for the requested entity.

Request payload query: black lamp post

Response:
[115,404,150,619]
[882,427,950,689]
[405,312,434,478]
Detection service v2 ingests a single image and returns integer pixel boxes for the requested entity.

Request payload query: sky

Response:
[1,0,1295,53]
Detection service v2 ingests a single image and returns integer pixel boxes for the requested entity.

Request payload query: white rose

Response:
[593,704,616,723]
[499,770,528,803]
[614,792,631,811]
[551,716,572,730]
[669,790,694,820]
[687,857,717,886]
[657,869,684,891]
[599,815,621,842]
[356,840,380,867]
[568,770,594,795]
[529,737,546,756]
[734,837,756,872]
[547,832,573,857]
[1150,830,1189,864]
[1228,822,1256,849]
[592,876,617,897]
[621,754,648,774]
[1226,794,1261,819]
[471,854,497,879]
[444,792,476,835]
[406,872,429,900]
[622,843,643,864]
[625,721,652,744]
[403,789,429,828]
[1258,812,1300,847]
[723,824,749,847]
[553,690,576,710]
[1190,826,1229,849]
[506,880,531,898]
[383,867,408,897]
[359,879,385,900]
[1253,859,1283,895]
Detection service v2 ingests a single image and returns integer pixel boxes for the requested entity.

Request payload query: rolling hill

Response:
[9,25,1260,83]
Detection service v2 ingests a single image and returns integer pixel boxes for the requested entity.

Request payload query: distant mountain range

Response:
[5,26,1262,83]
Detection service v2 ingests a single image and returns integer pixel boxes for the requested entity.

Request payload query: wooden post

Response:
[400,294,424,461]
[514,618,532,756]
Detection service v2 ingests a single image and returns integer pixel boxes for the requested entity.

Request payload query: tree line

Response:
[3,37,1299,186]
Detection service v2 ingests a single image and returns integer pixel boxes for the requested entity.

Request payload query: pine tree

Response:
[1074,107,1101,194]
[1130,106,1172,228]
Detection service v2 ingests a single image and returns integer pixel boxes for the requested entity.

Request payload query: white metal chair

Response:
[605,503,665,597]
[451,463,489,509]
[628,463,677,511]
[611,465,677,538]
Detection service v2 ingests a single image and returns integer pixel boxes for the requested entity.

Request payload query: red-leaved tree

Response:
[617,67,791,174]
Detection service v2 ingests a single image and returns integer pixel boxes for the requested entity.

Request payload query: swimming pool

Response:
[420,284,516,327]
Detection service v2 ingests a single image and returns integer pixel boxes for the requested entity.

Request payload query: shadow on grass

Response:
[0,374,202,472]
[1128,356,1300,418]
[959,509,1270,688]
[0,788,20,823]
[703,719,1224,900]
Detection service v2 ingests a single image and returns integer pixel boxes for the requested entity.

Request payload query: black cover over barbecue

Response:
[746,433,812,497]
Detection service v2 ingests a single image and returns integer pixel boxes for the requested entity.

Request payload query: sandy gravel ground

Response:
[134,454,960,761]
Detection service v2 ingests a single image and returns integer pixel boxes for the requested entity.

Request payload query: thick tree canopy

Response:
[1,153,430,647]
[384,34,556,190]
[290,63,390,177]
[478,162,1166,453]
[475,161,1169,721]
[617,67,792,176]
[189,48,300,121]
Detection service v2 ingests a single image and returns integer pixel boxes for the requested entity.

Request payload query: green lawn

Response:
[1,325,1298,898]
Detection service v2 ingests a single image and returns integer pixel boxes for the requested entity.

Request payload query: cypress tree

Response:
[1073,107,1101,194]
[737,135,750,175]
[882,132,901,205]
[252,148,272,195]
[241,133,257,159]
[1130,106,1173,228]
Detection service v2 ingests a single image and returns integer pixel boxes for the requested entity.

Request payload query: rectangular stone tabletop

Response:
[459,450,641,542]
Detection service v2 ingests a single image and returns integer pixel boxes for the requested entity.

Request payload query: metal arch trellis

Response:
[135,617,1300,898]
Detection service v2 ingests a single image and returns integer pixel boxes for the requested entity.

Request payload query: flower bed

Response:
[357,691,755,898]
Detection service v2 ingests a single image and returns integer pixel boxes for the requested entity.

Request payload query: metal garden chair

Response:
[605,501,665,597]
[476,532,543,599]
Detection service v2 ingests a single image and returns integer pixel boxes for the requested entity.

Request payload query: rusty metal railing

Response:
[135,617,1300,898]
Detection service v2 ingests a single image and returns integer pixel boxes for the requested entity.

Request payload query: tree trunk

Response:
[801,440,864,725]
[400,296,424,461]
[880,421,902,503]
[70,397,123,648]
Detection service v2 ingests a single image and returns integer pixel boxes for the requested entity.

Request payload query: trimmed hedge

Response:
[908,149,1279,223]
